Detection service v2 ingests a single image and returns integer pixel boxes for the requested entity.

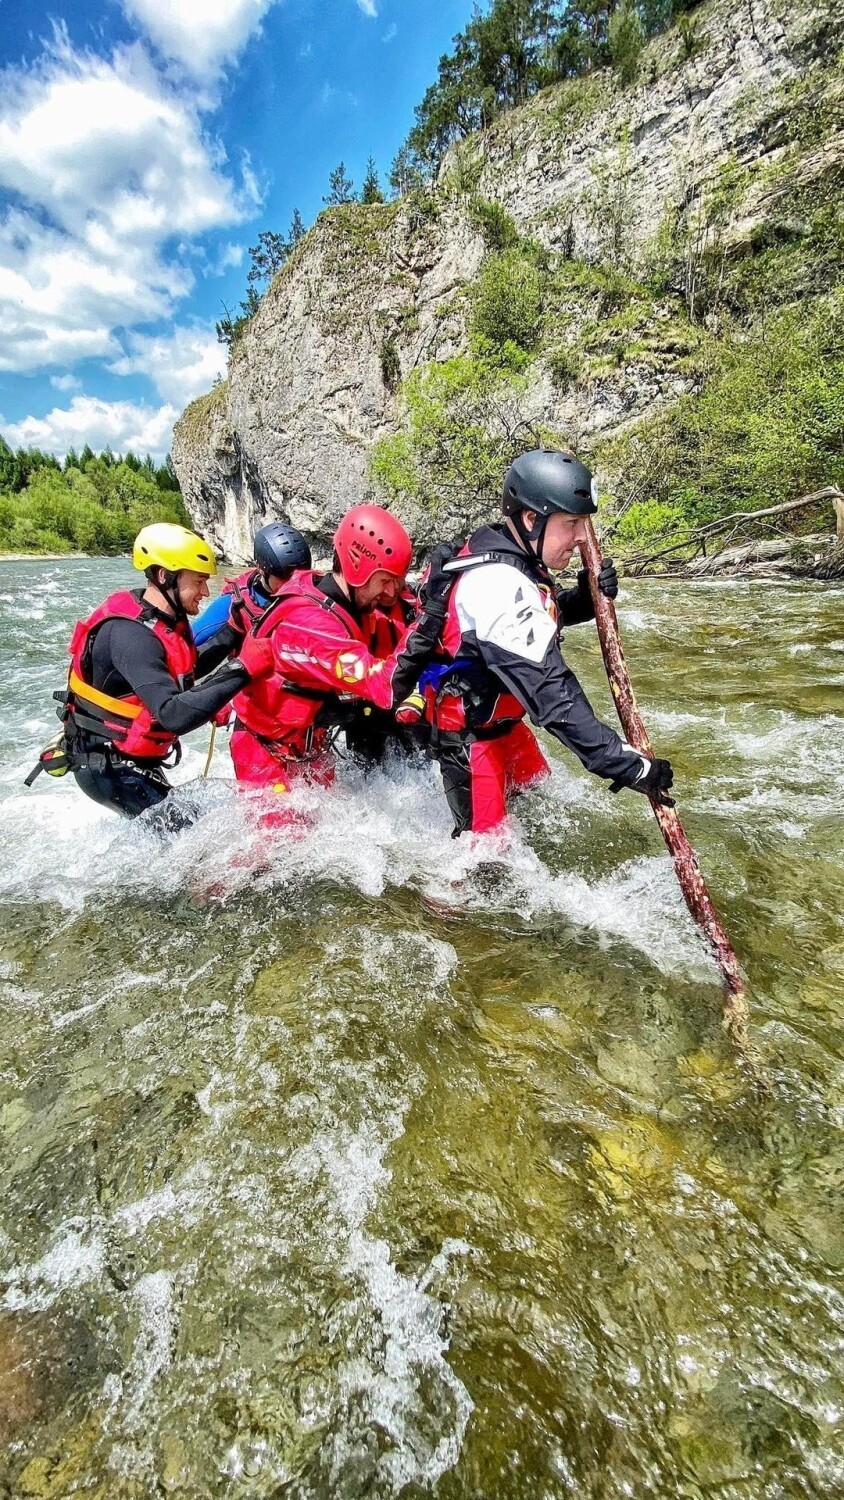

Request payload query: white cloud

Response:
[50,373,82,391]
[0,30,250,373]
[382,23,397,42]
[356,0,378,16]
[2,396,179,461]
[207,241,246,275]
[122,0,279,81]
[109,323,226,405]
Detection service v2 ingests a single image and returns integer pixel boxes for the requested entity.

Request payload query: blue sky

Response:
[0,0,472,459]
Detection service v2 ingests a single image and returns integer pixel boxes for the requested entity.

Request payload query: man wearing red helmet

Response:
[227,504,452,792]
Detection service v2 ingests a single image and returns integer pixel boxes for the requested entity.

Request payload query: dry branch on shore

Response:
[623,487,844,576]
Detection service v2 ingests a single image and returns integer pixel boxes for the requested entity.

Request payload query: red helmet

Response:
[333,505,413,587]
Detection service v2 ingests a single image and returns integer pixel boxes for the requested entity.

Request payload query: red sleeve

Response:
[271,600,442,710]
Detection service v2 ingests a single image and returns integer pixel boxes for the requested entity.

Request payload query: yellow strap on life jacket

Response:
[67,669,142,720]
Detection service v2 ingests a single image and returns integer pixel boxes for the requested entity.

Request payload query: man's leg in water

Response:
[229,723,334,830]
[437,724,549,836]
[73,752,172,819]
[503,722,550,799]
[437,735,508,836]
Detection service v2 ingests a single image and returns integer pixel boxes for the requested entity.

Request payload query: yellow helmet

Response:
[133,523,217,577]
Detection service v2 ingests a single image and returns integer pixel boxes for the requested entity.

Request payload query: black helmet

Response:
[502,449,598,518]
[253,521,311,579]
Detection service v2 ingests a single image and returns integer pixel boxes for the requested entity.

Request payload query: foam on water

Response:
[103,1270,181,1480]
[306,1115,475,1491]
[2,1221,106,1312]
[0,749,718,979]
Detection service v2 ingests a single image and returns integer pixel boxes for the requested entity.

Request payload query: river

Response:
[0,557,842,1499]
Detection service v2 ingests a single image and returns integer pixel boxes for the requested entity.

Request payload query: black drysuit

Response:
[428,524,648,833]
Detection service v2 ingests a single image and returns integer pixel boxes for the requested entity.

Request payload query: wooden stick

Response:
[203,723,217,779]
[579,520,753,1059]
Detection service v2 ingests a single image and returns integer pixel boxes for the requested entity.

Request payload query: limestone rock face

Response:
[174,204,484,560]
[172,0,840,560]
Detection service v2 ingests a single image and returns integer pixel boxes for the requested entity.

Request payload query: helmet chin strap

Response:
[159,570,187,622]
[512,510,549,570]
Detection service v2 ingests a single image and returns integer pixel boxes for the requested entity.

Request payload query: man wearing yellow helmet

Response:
[37,523,275,820]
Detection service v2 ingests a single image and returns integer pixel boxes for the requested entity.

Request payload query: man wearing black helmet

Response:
[419,448,674,836]
[193,521,313,650]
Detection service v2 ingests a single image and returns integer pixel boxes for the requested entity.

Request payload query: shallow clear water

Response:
[0,558,842,1499]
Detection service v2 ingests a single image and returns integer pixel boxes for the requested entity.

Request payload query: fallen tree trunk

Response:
[626,486,844,574]
[685,533,832,575]
[579,520,753,1061]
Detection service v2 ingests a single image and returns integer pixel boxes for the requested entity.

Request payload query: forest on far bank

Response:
[0,439,188,555]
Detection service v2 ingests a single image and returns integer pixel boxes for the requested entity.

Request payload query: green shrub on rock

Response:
[370,352,560,520]
[467,196,520,252]
[601,294,844,541]
[470,249,545,354]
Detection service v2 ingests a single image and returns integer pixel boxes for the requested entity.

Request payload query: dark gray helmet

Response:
[254,521,311,578]
[502,449,598,518]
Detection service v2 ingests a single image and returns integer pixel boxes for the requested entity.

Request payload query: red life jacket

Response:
[232,571,363,751]
[64,590,197,762]
[368,594,413,659]
[222,568,269,631]
[423,540,557,736]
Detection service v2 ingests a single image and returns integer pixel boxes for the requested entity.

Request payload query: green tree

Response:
[323,161,356,206]
[361,155,385,204]
[608,1,645,84]
[388,143,426,197]
[287,207,306,249]
[470,248,546,353]
[216,287,261,350]
[246,229,288,289]
[0,446,188,556]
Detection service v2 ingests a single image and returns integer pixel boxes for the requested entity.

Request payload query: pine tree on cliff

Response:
[323,162,356,205]
[388,143,425,198]
[361,156,385,204]
[247,230,288,289]
[287,208,306,249]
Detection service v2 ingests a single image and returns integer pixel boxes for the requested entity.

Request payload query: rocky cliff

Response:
[173,0,843,560]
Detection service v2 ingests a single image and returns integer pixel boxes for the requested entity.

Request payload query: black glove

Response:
[419,542,459,614]
[636,757,675,806]
[594,556,619,599]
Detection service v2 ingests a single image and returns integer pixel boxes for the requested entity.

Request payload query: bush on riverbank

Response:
[599,293,844,544]
[0,442,189,555]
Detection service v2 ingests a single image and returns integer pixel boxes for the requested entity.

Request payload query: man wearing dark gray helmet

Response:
[417,448,674,836]
[192,521,312,649]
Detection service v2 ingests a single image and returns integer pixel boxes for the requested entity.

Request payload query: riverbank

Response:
[622,532,844,581]
[0,551,92,562]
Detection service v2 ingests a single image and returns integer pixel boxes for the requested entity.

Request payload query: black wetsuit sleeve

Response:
[477,635,646,785]
[196,622,241,676]
[104,620,248,736]
[388,607,446,705]
[555,571,595,627]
